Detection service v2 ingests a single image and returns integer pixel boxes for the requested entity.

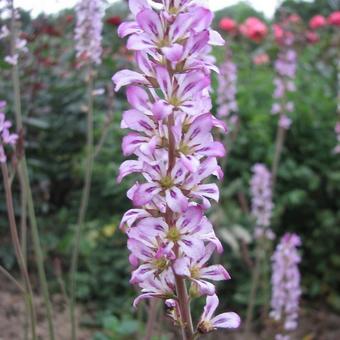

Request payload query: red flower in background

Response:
[219,17,237,33]
[66,15,74,23]
[273,24,284,41]
[306,31,320,44]
[328,11,340,26]
[240,17,268,42]
[309,15,327,30]
[106,16,122,26]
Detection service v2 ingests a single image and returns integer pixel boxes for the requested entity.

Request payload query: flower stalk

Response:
[7,2,55,338]
[69,67,95,340]
[112,0,240,338]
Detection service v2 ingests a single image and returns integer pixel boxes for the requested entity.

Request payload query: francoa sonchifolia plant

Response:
[112,0,241,338]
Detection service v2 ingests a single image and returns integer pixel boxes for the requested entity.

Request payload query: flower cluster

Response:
[113,0,240,333]
[0,4,28,66]
[217,49,238,128]
[271,37,297,130]
[250,164,274,239]
[270,233,302,340]
[74,0,104,66]
[0,101,18,163]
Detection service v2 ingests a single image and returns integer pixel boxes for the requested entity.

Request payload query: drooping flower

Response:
[309,15,327,30]
[250,164,274,239]
[270,233,302,340]
[0,101,18,163]
[240,17,268,42]
[74,0,104,66]
[112,0,239,334]
[197,294,240,334]
[217,48,238,128]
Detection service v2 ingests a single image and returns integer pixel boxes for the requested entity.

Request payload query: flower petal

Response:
[211,312,241,329]
[165,187,188,213]
[200,265,231,281]
[112,70,147,91]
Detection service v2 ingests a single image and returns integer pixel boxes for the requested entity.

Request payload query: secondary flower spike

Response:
[74,0,104,66]
[270,233,302,340]
[250,163,274,239]
[217,48,238,128]
[0,101,18,163]
[113,0,240,336]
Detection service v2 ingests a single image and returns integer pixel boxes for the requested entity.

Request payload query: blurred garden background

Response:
[0,0,340,339]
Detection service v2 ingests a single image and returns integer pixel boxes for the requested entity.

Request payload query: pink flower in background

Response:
[219,17,237,34]
[306,31,320,44]
[271,233,302,340]
[250,163,274,238]
[279,114,292,130]
[328,11,340,26]
[74,0,104,65]
[334,122,340,154]
[240,17,268,42]
[0,101,18,163]
[112,0,239,333]
[217,50,238,127]
[309,15,327,30]
[253,52,270,65]
[272,33,297,130]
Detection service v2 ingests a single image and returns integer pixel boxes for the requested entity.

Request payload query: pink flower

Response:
[306,31,320,44]
[240,17,268,42]
[197,294,240,333]
[74,0,104,65]
[219,17,237,33]
[309,15,327,30]
[253,52,269,65]
[250,164,273,229]
[279,114,292,130]
[271,233,302,338]
[328,11,340,26]
[0,102,18,164]
[217,50,238,127]
[112,1,239,334]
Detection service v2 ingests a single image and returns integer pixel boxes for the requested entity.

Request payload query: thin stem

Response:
[143,299,158,340]
[166,110,194,340]
[70,67,95,340]
[271,124,286,193]
[245,243,262,333]
[174,274,194,340]
[0,265,25,293]
[1,162,37,340]
[9,2,56,338]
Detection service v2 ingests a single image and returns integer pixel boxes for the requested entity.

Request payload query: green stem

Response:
[0,264,25,293]
[9,2,55,338]
[1,162,37,340]
[174,274,194,340]
[70,67,95,340]
[143,299,159,340]
[271,124,286,193]
[245,243,262,333]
